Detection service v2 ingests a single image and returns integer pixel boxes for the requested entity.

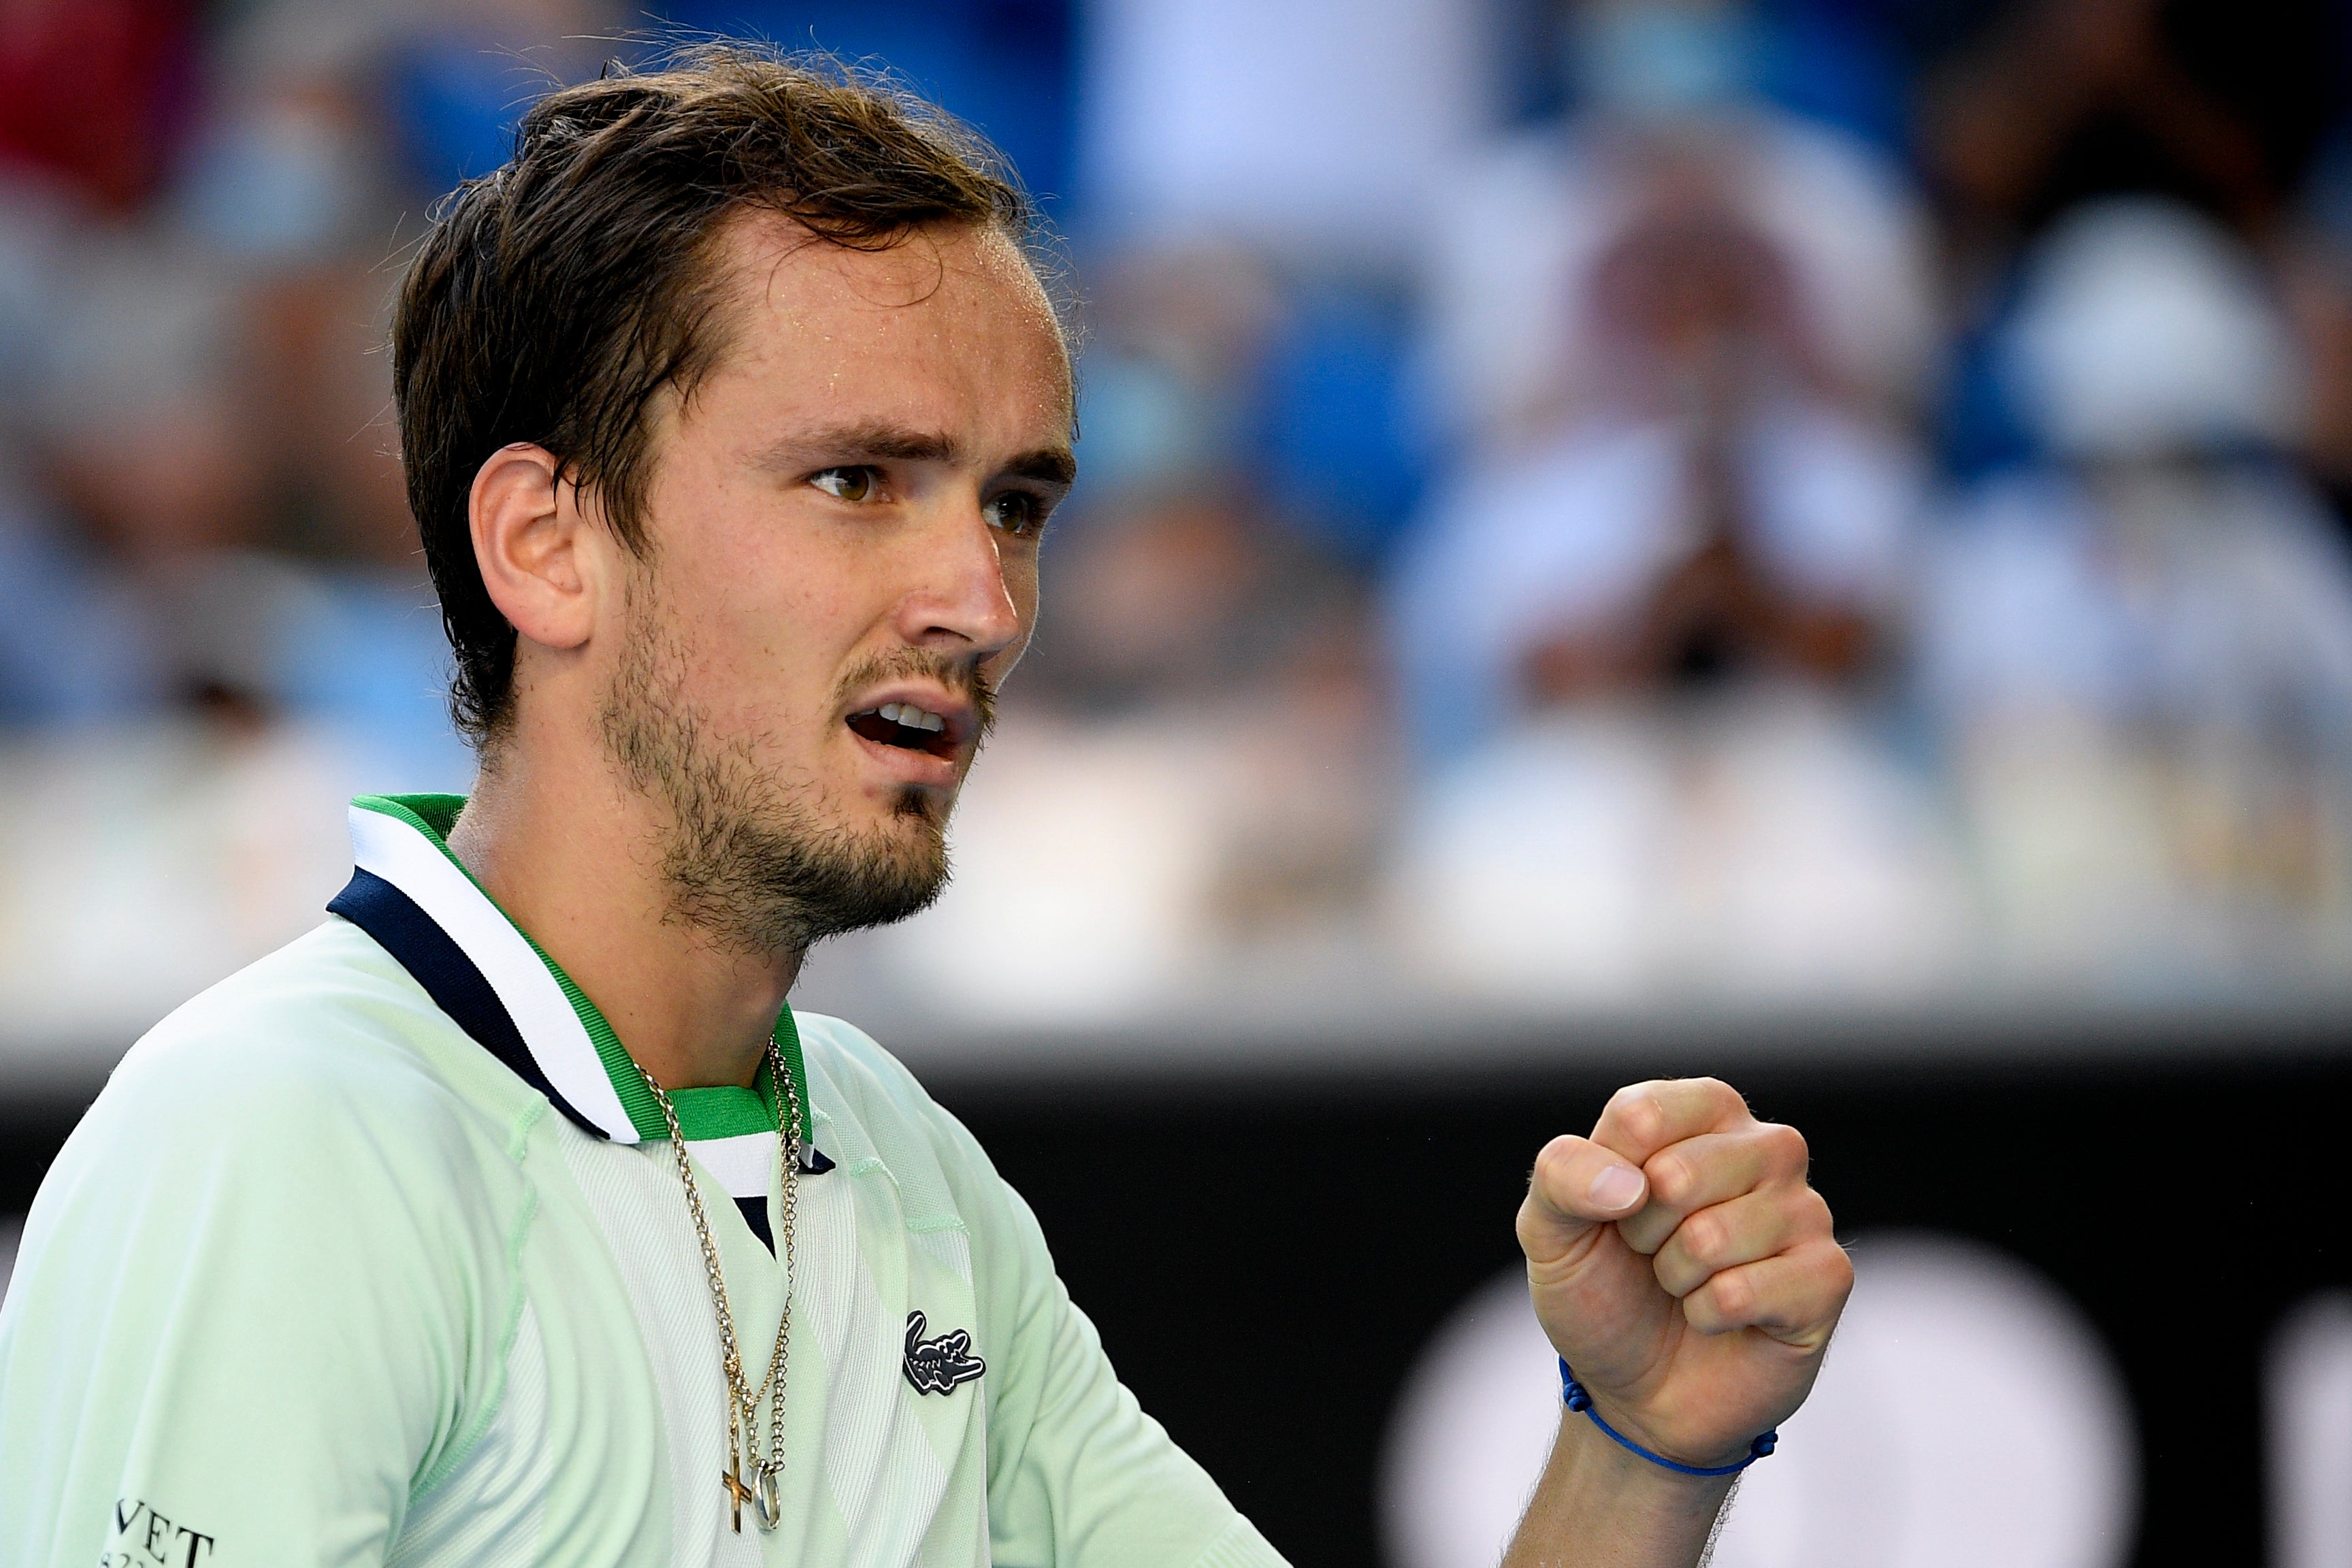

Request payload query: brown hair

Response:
[393,44,1040,746]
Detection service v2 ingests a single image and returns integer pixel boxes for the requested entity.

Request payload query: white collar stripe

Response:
[684,1132,779,1201]
[348,804,642,1145]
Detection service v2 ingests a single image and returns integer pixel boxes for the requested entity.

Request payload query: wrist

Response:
[1501,1410,1735,1568]
[1558,1359,1778,1477]
[1551,1405,1739,1512]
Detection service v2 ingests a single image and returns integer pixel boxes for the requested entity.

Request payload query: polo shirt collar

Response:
[327,793,822,1195]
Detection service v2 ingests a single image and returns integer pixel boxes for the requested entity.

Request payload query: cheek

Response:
[996,554,1043,668]
[659,544,850,719]
[1007,548,1041,617]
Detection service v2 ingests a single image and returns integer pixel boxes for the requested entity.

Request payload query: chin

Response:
[862,789,953,893]
[891,785,951,824]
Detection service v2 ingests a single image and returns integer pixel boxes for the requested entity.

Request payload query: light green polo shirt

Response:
[0,794,1285,1568]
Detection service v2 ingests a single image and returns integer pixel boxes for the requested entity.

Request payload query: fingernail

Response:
[1588,1163,1644,1211]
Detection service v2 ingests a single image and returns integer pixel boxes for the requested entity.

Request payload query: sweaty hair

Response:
[392,44,1037,747]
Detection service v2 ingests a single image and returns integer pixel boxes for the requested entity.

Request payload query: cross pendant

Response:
[723,1456,757,1533]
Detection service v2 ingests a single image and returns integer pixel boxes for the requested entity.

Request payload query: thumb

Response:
[1517,1134,1650,1271]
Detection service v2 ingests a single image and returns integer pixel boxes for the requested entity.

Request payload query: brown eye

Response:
[983,491,1047,538]
[811,466,877,502]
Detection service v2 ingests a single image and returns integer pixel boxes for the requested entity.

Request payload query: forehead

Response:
[691,211,1073,440]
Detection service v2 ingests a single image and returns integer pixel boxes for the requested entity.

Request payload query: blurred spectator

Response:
[1914,0,2349,497]
[42,231,261,561]
[0,477,151,725]
[1921,198,2352,986]
[3,0,497,769]
[1385,1,1963,1001]
[0,0,197,212]
[1396,174,1926,757]
[1396,0,1936,758]
[1916,0,2341,273]
[0,176,153,723]
[1423,0,1938,453]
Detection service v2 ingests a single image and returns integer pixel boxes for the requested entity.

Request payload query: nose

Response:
[893,503,1025,659]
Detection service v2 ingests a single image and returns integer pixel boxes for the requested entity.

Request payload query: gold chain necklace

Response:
[636,1042,802,1534]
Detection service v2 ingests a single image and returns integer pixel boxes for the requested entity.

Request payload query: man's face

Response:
[598,215,1074,953]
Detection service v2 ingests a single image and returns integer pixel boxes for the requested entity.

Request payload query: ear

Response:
[468,444,604,652]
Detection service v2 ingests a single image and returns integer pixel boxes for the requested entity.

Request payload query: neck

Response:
[448,728,803,1093]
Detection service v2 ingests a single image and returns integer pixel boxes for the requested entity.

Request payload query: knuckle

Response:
[1761,1121,1808,1170]
[1786,1237,1851,1305]
[1825,1241,1857,1294]
[1694,1077,1744,1116]
[1685,1276,1742,1331]
[1799,1186,1835,1233]
[1646,1152,1691,1205]
[1679,1212,1724,1265]
[1622,1096,1665,1144]
[1609,1080,1666,1120]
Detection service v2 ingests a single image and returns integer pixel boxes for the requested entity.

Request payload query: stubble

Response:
[596,576,986,956]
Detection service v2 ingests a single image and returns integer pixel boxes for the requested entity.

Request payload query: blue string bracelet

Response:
[1558,1359,1778,1478]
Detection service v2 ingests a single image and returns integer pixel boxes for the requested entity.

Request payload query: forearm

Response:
[1499,1411,1734,1568]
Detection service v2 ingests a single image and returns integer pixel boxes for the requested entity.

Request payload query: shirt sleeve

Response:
[0,1017,526,1568]
[934,1111,1290,1568]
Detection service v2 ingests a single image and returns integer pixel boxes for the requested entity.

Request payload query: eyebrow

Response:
[761,421,1077,491]
[1005,445,1079,489]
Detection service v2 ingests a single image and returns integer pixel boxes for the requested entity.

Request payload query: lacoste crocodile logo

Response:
[902,1310,985,1395]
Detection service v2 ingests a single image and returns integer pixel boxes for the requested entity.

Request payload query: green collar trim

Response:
[352,793,811,1146]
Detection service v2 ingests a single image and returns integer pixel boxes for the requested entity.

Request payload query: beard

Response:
[595,579,991,957]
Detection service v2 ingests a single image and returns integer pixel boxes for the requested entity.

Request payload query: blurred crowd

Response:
[3,0,2351,1041]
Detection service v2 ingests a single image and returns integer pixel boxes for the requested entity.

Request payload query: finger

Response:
[1617,1120,1810,1256]
[1650,1184,1829,1298]
[1588,1078,1751,1169]
[1517,1133,1650,1269]
[1681,1237,1855,1346]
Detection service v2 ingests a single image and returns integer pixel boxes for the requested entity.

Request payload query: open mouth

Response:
[846,700,960,759]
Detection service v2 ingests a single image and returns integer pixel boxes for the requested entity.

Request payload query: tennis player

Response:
[0,48,1850,1568]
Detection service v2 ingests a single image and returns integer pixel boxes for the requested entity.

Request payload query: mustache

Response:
[834,647,998,741]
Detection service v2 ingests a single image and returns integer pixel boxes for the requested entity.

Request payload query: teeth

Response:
[873,702,947,733]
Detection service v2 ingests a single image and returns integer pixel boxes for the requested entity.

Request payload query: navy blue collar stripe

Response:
[329,867,612,1143]
[733,1194,774,1250]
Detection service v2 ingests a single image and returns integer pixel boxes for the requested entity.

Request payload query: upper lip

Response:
[842,683,979,751]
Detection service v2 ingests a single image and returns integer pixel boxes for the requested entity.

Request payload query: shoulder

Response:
[2,928,534,1539]
[794,1011,1013,1230]
[52,918,536,1230]
[132,915,512,1106]
[792,1008,943,1128]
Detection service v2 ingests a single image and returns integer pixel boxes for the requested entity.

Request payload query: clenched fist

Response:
[1516,1077,1851,1472]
